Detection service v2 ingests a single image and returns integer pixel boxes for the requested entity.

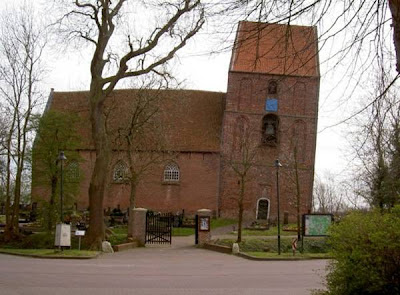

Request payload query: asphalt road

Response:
[0,238,327,295]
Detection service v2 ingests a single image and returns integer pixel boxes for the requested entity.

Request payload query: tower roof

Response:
[230,21,320,77]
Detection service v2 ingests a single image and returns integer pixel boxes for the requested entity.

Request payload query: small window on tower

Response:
[262,114,279,146]
[268,81,278,94]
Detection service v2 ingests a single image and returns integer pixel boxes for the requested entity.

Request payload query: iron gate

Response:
[145,212,172,244]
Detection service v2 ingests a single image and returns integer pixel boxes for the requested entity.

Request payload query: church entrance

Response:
[256,199,270,220]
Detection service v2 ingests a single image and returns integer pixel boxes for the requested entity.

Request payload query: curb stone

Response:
[0,250,101,259]
[237,252,333,261]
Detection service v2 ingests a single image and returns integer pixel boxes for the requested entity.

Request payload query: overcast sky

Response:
[2,1,396,181]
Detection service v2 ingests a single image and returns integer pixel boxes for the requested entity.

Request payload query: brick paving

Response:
[0,237,327,295]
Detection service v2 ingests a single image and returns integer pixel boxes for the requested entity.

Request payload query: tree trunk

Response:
[11,162,22,236]
[294,146,301,241]
[48,175,58,231]
[127,179,137,238]
[237,177,245,243]
[389,0,400,73]
[4,109,17,242]
[4,144,13,241]
[87,92,110,249]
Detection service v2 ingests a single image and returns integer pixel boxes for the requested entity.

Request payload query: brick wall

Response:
[219,71,319,222]
[52,151,221,216]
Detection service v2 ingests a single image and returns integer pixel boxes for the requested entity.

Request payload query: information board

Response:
[302,214,333,236]
[199,216,210,231]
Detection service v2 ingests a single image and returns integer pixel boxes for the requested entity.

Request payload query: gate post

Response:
[196,209,212,246]
[129,208,147,246]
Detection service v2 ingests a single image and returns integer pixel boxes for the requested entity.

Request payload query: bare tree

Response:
[212,1,397,74]
[313,173,347,216]
[54,0,204,248]
[107,78,173,238]
[222,119,258,243]
[202,1,400,139]
[0,5,46,241]
[348,73,400,209]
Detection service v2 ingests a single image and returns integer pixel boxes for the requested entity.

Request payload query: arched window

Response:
[163,163,180,182]
[66,160,79,182]
[268,80,278,94]
[113,161,128,183]
[261,114,279,146]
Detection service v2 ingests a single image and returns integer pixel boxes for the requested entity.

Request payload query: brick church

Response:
[32,21,319,222]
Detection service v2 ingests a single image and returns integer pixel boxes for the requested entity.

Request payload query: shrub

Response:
[22,232,55,249]
[323,207,400,295]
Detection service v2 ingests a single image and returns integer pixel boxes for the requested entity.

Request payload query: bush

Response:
[323,207,400,295]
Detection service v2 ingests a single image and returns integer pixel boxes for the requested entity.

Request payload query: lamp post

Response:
[275,159,282,255]
[58,151,67,223]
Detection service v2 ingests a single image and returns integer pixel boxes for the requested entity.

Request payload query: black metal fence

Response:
[145,212,172,244]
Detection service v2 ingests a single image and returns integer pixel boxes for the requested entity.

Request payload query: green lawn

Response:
[211,218,236,229]
[244,251,331,259]
[235,226,298,236]
[0,248,99,257]
[214,236,330,254]
[172,227,195,236]
[110,226,128,235]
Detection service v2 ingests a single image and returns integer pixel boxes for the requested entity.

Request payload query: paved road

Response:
[0,238,327,295]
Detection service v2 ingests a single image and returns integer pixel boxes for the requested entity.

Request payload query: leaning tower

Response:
[219,21,320,222]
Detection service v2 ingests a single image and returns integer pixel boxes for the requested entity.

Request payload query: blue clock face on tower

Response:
[266,98,278,112]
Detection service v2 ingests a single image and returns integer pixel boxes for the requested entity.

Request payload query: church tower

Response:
[219,21,320,222]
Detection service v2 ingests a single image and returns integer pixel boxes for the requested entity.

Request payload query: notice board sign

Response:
[302,214,333,236]
[199,216,210,231]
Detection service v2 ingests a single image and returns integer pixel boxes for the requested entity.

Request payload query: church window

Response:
[164,163,180,182]
[66,160,79,182]
[262,114,279,146]
[268,80,278,94]
[113,161,128,183]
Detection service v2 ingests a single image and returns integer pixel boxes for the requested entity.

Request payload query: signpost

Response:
[75,230,86,250]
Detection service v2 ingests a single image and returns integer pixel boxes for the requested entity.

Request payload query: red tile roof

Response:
[49,89,225,152]
[230,21,319,77]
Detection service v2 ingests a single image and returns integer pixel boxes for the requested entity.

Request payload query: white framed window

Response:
[163,163,180,182]
[113,161,127,183]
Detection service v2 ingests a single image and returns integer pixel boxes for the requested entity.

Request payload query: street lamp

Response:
[275,159,282,255]
[58,151,67,223]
